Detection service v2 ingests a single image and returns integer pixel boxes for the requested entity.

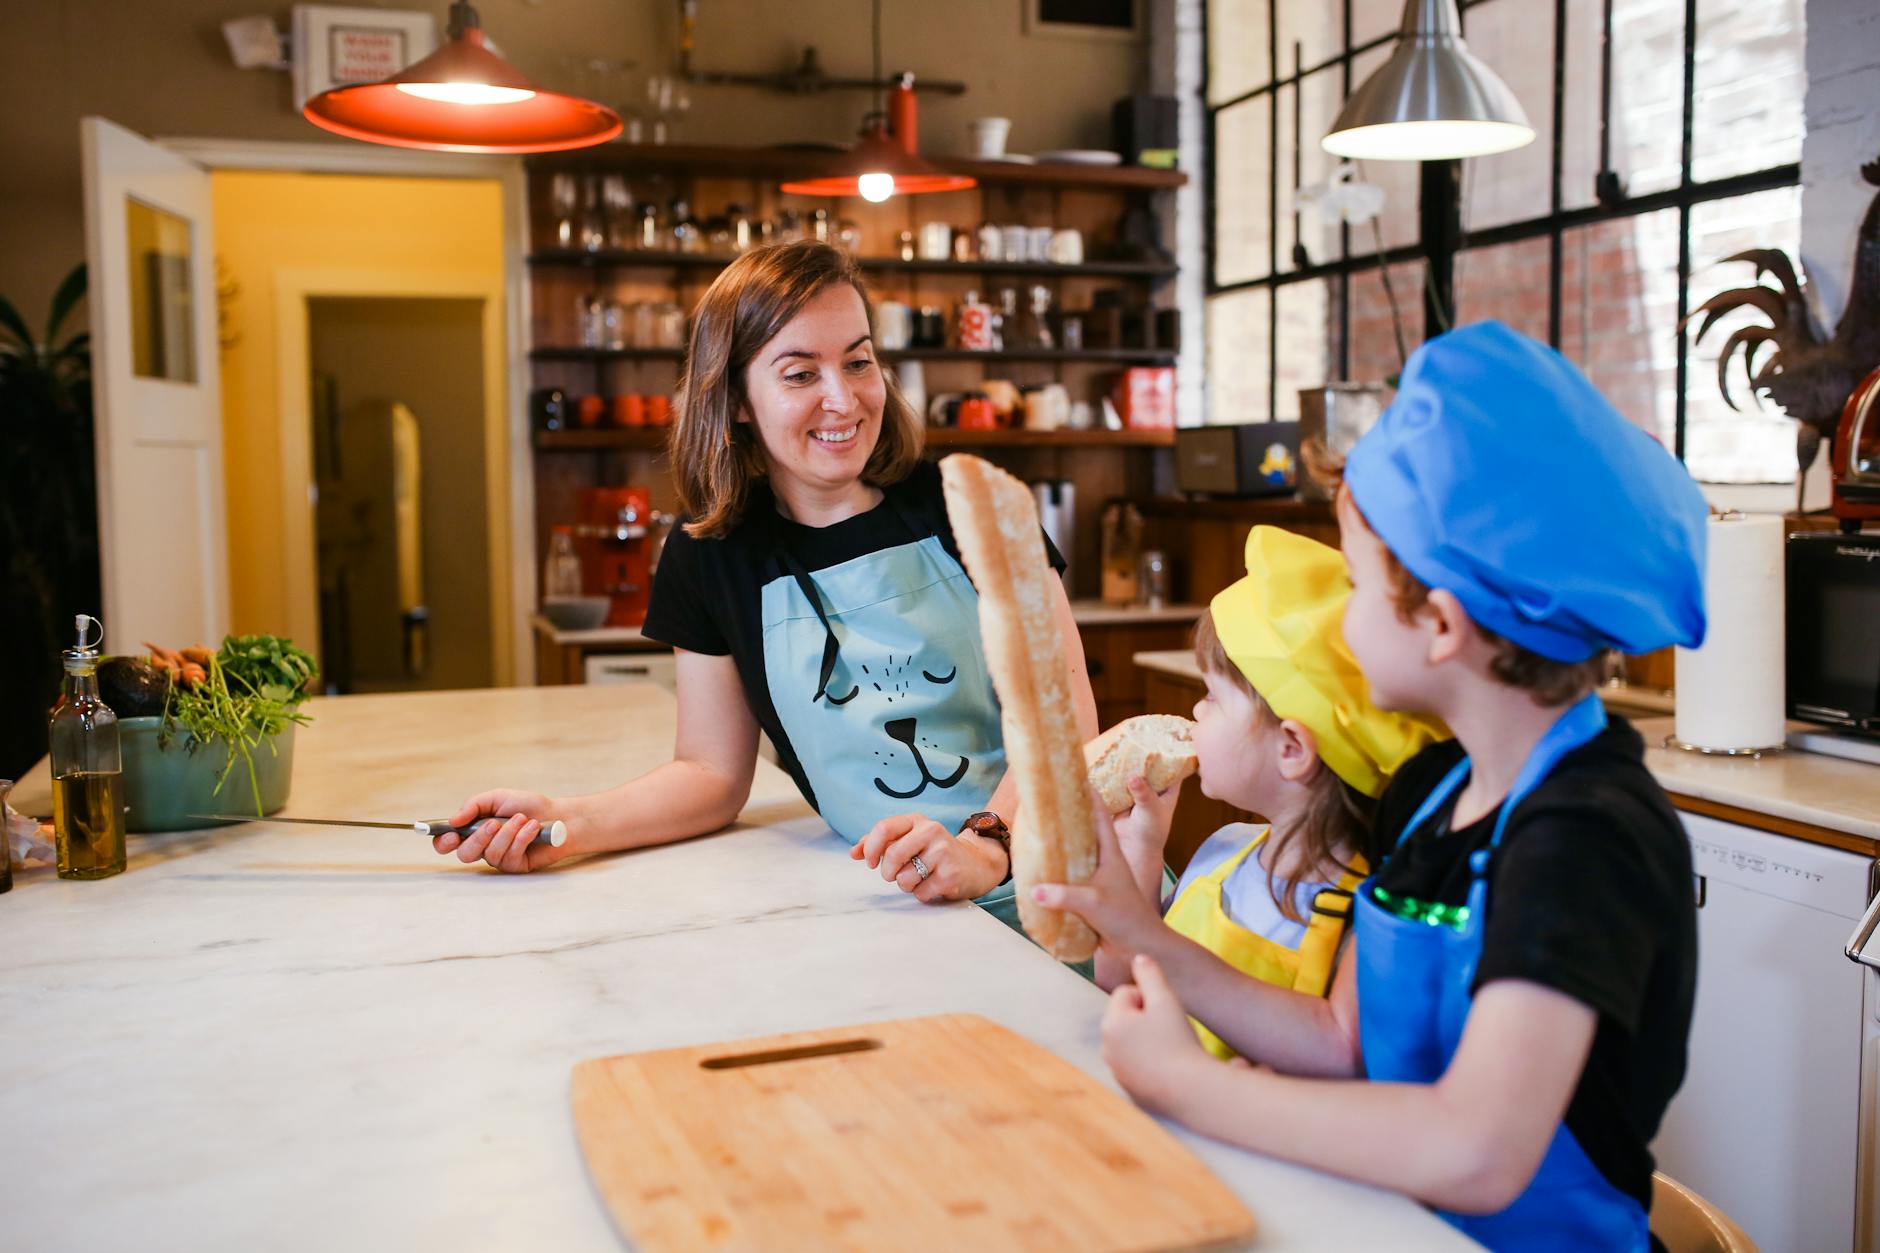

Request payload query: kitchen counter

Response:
[1134,650,1880,854]
[1,684,1470,1252]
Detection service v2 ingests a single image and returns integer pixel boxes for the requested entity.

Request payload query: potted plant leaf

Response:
[101,634,319,831]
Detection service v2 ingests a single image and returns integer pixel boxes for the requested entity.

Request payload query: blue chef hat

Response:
[1344,321,1708,662]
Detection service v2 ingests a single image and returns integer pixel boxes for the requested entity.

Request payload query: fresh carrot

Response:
[181,646,215,668]
[179,663,207,688]
[144,641,184,669]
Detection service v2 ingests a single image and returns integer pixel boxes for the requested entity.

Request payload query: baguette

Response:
[939,454,1099,961]
[1085,715,1198,814]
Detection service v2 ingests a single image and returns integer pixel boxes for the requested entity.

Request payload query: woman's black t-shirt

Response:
[641,460,1063,815]
[1367,716,1697,1213]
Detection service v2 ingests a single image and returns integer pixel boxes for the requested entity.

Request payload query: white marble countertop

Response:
[1,684,1470,1252]
[1634,716,1880,842]
[1132,651,1880,843]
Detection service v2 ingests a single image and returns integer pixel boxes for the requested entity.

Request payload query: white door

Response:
[80,117,230,652]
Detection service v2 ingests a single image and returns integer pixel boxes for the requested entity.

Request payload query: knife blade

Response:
[185,813,567,847]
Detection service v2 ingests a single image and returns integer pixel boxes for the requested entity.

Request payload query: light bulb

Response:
[857,171,895,203]
[397,82,536,106]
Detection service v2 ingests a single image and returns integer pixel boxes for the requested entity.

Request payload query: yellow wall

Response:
[211,171,504,636]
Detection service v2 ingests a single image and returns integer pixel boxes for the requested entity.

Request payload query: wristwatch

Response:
[962,811,1014,885]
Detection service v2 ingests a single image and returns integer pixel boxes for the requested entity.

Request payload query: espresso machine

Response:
[576,487,653,627]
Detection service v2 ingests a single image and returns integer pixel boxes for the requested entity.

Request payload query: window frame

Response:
[1202,0,1803,463]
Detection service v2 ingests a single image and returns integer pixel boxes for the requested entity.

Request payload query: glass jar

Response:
[728,203,754,252]
[545,527,584,599]
[637,202,663,251]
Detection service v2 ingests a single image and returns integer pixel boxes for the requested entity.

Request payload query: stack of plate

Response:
[1034,149,1123,166]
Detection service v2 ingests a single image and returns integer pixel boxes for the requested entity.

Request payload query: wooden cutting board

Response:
[570,1013,1257,1252]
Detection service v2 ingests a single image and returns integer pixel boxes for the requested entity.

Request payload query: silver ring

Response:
[910,854,931,881]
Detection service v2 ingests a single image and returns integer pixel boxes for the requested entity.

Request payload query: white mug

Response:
[1027,227,1054,263]
[970,117,1012,158]
[918,221,954,261]
[876,301,913,350]
[1047,228,1084,265]
[1000,224,1029,264]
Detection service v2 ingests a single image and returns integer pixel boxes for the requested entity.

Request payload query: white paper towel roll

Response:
[1674,513,1785,750]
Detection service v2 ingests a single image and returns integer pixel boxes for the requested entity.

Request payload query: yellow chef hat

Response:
[1209,526,1448,798]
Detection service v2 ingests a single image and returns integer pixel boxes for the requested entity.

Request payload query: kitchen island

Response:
[1,683,1472,1252]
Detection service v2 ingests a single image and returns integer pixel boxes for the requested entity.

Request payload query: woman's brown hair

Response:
[1304,437,1612,706]
[671,240,924,538]
[1192,609,1375,923]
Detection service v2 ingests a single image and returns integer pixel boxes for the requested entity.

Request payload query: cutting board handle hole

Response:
[699,1038,883,1070]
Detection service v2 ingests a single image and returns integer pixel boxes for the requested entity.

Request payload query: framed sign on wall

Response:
[291,5,439,110]
[1024,0,1142,40]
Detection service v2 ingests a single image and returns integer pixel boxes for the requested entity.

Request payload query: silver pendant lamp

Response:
[1323,0,1533,161]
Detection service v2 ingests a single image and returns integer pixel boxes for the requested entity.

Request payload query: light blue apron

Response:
[760,531,1023,929]
[1355,693,1647,1250]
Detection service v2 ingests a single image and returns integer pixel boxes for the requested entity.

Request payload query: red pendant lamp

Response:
[303,2,621,154]
[779,0,972,202]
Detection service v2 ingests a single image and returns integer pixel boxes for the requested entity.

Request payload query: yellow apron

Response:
[1163,829,1367,1059]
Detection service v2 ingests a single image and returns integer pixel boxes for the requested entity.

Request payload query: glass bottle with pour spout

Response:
[49,614,126,879]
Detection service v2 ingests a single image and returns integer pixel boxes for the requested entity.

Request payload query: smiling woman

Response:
[438,242,1098,936]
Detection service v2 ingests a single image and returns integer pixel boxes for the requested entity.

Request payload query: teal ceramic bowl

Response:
[118,717,295,832]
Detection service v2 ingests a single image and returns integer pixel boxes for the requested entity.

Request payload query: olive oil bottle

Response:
[49,614,126,880]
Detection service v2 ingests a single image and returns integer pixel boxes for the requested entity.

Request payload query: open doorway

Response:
[207,166,522,687]
[309,296,492,693]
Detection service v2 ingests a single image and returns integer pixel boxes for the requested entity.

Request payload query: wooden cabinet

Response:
[1080,620,1196,731]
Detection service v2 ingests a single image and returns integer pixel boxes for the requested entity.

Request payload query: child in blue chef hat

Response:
[1078,322,1708,1252]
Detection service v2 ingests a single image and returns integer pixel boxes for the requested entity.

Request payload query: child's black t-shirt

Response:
[1368,715,1697,1213]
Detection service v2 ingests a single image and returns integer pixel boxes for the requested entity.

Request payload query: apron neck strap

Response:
[768,481,940,706]
[1393,692,1609,854]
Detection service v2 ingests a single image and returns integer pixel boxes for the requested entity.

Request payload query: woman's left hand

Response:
[852,813,1007,903]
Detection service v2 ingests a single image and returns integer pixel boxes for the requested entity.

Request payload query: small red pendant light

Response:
[779,0,972,203]
[780,111,976,202]
[303,1,621,154]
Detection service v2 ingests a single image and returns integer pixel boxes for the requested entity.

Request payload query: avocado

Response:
[99,655,170,717]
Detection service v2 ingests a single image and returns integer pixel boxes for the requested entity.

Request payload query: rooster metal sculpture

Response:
[1683,155,1880,513]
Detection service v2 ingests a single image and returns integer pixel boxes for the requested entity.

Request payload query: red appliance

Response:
[576,487,653,627]
[1831,366,1880,531]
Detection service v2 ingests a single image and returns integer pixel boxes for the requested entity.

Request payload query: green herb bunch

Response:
[159,634,319,811]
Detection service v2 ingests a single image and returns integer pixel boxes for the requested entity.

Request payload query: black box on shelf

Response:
[1176,422,1302,497]
[1113,95,1179,168]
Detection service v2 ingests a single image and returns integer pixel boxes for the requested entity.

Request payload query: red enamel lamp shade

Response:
[303,21,620,154]
[780,120,976,198]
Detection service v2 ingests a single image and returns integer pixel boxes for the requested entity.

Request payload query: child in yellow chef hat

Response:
[1050,524,1445,1055]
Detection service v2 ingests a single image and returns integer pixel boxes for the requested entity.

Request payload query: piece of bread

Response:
[939,454,1099,962]
[1085,715,1198,814]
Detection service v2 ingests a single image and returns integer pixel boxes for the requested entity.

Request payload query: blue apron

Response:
[1354,693,1647,1251]
[760,527,1022,928]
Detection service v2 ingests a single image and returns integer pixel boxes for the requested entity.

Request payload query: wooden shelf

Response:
[535,428,671,451]
[535,427,1172,452]
[923,428,1175,448]
[528,249,1176,280]
[528,143,1187,190]
[531,346,1177,365]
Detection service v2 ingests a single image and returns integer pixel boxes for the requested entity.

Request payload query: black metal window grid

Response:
[1203,0,1803,462]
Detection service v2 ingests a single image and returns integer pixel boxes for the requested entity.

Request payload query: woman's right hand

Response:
[436,789,571,873]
